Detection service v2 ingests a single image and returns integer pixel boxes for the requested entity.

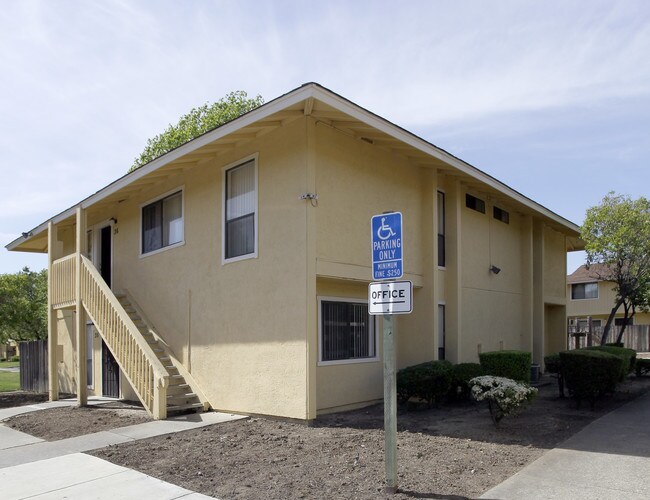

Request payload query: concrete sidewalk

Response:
[481,390,650,499]
[0,398,246,499]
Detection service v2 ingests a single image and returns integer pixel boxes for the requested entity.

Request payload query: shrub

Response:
[397,360,453,407]
[449,363,484,400]
[469,375,537,425]
[559,350,623,409]
[10,355,20,362]
[584,346,636,380]
[479,350,531,383]
[544,353,564,397]
[636,358,650,377]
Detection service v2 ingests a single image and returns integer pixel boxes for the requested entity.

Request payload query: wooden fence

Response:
[568,324,650,351]
[19,339,48,393]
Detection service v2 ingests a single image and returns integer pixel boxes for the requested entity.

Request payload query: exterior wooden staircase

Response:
[116,292,210,415]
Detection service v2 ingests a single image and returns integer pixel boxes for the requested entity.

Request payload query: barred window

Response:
[319,299,376,363]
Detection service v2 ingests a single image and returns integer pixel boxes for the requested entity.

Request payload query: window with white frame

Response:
[141,190,183,254]
[319,299,376,363]
[437,191,446,267]
[571,282,598,300]
[224,159,257,261]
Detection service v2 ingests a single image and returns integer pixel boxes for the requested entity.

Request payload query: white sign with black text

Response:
[368,280,413,315]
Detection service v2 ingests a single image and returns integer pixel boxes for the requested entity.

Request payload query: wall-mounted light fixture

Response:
[489,265,501,274]
[22,231,33,239]
[109,217,118,224]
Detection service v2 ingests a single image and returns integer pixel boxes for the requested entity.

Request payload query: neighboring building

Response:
[6,83,582,421]
[567,264,650,331]
[0,340,19,360]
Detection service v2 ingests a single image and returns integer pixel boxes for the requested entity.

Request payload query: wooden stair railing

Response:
[79,254,169,419]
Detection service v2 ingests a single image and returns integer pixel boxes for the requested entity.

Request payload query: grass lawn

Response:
[0,361,20,369]
[0,371,19,392]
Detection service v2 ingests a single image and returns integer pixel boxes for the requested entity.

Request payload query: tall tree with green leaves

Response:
[581,193,650,345]
[130,91,264,172]
[0,267,48,343]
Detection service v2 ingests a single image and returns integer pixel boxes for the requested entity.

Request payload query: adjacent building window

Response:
[615,317,634,327]
[465,193,486,213]
[438,304,446,360]
[571,282,598,300]
[141,190,183,254]
[437,191,446,267]
[493,206,509,224]
[224,159,257,261]
[319,299,376,364]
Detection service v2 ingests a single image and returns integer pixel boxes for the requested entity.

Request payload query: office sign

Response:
[368,280,413,315]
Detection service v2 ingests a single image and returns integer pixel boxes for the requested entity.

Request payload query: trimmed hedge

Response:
[584,346,636,380]
[450,363,484,400]
[636,358,650,377]
[559,350,623,409]
[479,350,531,383]
[397,360,453,406]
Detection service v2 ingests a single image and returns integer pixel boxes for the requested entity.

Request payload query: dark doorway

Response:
[102,341,120,398]
[100,225,112,288]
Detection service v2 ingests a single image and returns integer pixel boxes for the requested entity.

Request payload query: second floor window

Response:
[224,159,257,261]
[571,282,598,300]
[141,190,183,254]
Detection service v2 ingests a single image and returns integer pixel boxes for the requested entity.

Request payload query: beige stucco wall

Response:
[106,118,310,419]
[458,196,527,361]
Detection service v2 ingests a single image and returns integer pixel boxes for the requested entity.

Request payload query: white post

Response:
[383,313,397,493]
[47,222,59,401]
[75,206,87,406]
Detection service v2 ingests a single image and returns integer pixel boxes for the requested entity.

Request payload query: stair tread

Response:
[167,402,204,411]
[167,392,197,399]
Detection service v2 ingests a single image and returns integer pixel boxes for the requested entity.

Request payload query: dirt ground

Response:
[4,376,650,499]
[0,391,49,408]
[3,399,151,440]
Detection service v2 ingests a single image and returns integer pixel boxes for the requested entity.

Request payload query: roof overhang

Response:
[7,82,582,253]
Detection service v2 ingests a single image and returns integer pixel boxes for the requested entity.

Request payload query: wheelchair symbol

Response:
[377,217,396,240]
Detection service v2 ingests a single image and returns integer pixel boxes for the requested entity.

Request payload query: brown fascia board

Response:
[6,82,580,252]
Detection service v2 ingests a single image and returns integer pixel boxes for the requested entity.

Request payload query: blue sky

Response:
[1,0,649,274]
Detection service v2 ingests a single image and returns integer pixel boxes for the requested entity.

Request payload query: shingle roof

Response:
[567,264,614,284]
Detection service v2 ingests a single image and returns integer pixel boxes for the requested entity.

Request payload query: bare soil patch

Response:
[0,391,49,409]
[3,401,150,441]
[85,375,650,499]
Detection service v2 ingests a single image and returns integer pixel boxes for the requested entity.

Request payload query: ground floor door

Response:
[102,341,120,398]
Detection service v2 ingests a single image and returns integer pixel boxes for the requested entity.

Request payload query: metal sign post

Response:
[370,212,411,494]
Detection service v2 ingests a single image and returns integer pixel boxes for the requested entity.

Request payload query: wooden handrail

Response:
[79,255,169,419]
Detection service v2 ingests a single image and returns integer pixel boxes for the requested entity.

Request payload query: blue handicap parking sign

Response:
[371,212,403,280]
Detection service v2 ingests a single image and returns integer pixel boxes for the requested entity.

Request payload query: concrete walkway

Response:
[481,390,650,499]
[0,397,246,499]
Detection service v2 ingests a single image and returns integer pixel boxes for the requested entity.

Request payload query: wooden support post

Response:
[75,206,87,406]
[383,314,397,493]
[47,222,59,401]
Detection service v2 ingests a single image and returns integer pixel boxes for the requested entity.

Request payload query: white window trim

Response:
[139,186,185,258]
[570,282,599,300]
[317,296,379,367]
[221,153,259,265]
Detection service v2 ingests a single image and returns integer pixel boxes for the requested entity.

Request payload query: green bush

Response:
[479,350,531,383]
[605,342,624,347]
[544,354,561,374]
[9,355,20,363]
[584,346,636,380]
[636,358,650,377]
[449,363,484,400]
[397,360,453,406]
[560,350,623,409]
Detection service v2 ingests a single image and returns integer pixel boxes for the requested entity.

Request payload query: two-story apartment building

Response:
[7,83,582,421]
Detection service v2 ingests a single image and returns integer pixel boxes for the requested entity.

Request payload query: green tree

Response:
[130,91,264,172]
[581,193,650,345]
[0,267,48,343]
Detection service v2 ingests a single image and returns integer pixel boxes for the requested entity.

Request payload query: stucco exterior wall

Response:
[106,118,310,419]
[459,195,527,361]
